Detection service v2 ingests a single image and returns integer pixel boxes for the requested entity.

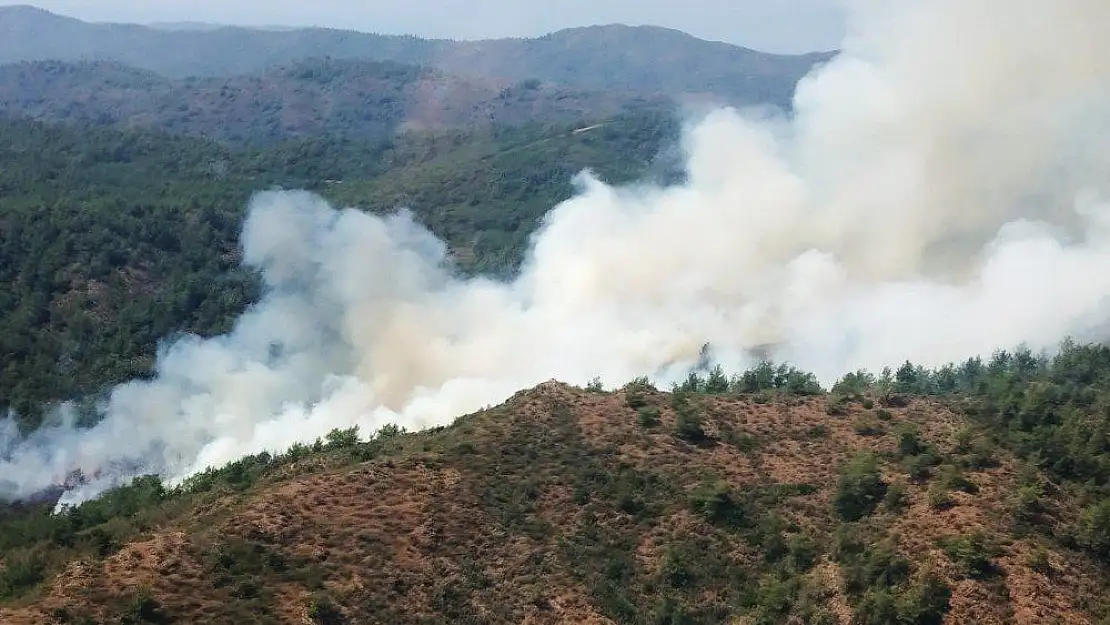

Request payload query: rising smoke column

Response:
[2,0,1110,506]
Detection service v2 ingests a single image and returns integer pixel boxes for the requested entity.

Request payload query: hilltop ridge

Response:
[0,57,667,144]
[0,5,830,108]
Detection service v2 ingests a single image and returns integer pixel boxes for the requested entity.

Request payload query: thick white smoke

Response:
[3,0,1110,507]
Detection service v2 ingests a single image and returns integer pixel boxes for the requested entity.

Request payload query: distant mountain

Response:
[0,5,833,109]
[439,25,832,109]
[145,21,228,32]
[147,21,301,33]
[0,58,666,143]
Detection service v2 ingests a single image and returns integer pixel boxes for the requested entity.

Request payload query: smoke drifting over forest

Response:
[3,0,1110,507]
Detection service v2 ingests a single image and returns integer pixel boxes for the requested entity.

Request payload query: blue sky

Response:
[21,0,846,53]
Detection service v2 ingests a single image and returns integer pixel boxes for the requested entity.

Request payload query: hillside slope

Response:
[0,6,830,108]
[1,374,1108,624]
[0,58,667,144]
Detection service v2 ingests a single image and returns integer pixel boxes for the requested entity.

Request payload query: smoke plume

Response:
[3,0,1110,507]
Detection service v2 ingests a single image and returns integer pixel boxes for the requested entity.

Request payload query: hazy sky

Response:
[21,0,846,53]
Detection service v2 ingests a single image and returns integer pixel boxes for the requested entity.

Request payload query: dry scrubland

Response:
[2,375,1106,624]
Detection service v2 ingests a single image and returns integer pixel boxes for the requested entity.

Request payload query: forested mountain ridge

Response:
[0,58,669,144]
[0,5,831,109]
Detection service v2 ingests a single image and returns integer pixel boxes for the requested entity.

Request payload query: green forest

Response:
[0,112,677,428]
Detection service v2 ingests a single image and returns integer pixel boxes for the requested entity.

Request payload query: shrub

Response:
[951,426,975,454]
[672,395,706,442]
[1077,499,1110,560]
[704,365,730,394]
[737,359,825,392]
[897,573,952,625]
[854,418,885,437]
[624,378,655,411]
[307,593,345,624]
[802,608,840,625]
[849,564,951,624]
[834,453,888,522]
[752,574,799,620]
[860,542,911,591]
[659,548,694,588]
[795,581,840,625]
[636,406,661,427]
[787,533,819,571]
[688,480,743,527]
[940,533,998,579]
[926,484,955,511]
[854,589,899,625]
[759,517,789,563]
[960,441,999,471]
[826,395,850,416]
[321,426,359,450]
[376,423,406,440]
[1026,545,1053,576]
[838,534,910,597]
[895,424,926,457]
[650,597,694,624]
[806,424,830,439]
[1011,483,1045,529]
[903,452,939,483]
[585,377,605,392]
[723,431,759,453]
[883,394,911,408]
[674,411,705,441]
[625,390,649,410]
[120,590,169,624]
[285,441,312,461]
[934,464,977,494]
[0,554,44,600]
[883,483,908,513]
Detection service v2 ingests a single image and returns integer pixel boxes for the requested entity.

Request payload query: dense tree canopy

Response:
[0,113,676,428]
